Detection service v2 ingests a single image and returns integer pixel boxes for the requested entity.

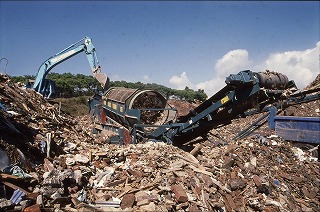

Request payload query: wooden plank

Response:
[2,181,31,195]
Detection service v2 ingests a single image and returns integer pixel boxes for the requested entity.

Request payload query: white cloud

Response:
[215,49,252,78]
[168,42,319,97]
[143,75,150,82]
[262,41,319,89]
[169,72,194,90]
[195,78,225,96]
[169,49,252,95]
[196,49,252,96]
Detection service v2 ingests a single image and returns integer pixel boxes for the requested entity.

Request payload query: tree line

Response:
[11,72,207,102]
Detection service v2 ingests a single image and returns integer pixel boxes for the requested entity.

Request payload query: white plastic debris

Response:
[291,147,306,161]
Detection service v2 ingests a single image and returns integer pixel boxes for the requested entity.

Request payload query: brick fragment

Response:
[293,176,304,184]
[235,160,244,170]
[68,185,79,194]
[171,184,188,203]
[24,204,41,212]
[230,171,237,179]
[189,204,200,212]
[253,175,262,187]
[264,206,272,212]
[201,175,213,187]
[225,144,236,155]
[127,169,143,178]
[194,185,202,195]
[223,157,234,169]
[224,194,236,210]
[120,193,135,209]
[308,188,317,199]
[279,171,292,180]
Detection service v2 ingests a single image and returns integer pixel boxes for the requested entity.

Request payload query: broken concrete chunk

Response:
[44,158,54,172]
[137,199,150,206]
[93,167,115,188]
[65,157,75,166]
[250,156,257,167]
[135,191,159,202]
[74,154,89,164]
[50,192,62,200]
[63,142,77,152]
[139,202,156,211]
[229,178,247,190]
[36,195,43,206]
[0,198,14,210]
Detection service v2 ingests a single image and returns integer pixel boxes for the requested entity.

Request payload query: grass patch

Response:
[50,96,90,117]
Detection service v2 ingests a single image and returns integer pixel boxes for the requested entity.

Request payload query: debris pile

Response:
[0,74,97,162]
[132,92,165,125]
[305,74,320,90]
[64,138,318,211]
[0,73,319,211]
[167,100,197,117]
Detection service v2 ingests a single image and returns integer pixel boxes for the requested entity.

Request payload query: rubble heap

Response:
[305,74,320,90]
[0,74,97,164]
[0,73,319,211]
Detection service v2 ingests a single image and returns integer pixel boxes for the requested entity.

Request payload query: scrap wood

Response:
[0,173,23,180]
[189,164,213,176]
[189,199,210,210]
[96,187,122,191]
[211,177,231,193]
[1,181,31,195]
[175,153,199,165]
[116,186,133,199]
[190,144,202,156]
[135,180,160,191]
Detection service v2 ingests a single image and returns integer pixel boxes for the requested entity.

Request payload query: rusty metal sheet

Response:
[105,87,137,103]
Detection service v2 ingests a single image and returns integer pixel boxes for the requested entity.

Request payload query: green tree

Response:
[10,73,208,101]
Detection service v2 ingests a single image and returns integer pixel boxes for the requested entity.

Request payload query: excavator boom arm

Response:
[33,37,109,97]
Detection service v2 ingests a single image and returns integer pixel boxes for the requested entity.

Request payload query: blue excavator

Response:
[30,37,109,98]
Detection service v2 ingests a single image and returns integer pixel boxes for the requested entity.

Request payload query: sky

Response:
[0,1,319,96]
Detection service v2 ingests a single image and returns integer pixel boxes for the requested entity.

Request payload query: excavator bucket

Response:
[95,72,110,91]
[91,66,110,91]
